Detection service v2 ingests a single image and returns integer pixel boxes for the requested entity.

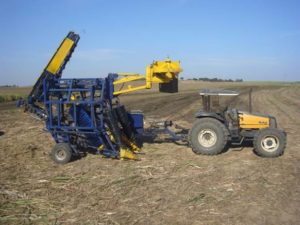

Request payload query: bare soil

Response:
[0,81,299,225]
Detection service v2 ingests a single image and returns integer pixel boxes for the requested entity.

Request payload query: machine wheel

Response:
[253,128,286,157]
[51,143,73,164]
[188,118,228,155]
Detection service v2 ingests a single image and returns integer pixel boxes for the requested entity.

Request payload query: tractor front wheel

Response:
[189,118,228,155]
[253,128,286,157]
[51,143,73,164]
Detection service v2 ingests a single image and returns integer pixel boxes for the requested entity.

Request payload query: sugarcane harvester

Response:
[24,31,182,164]
[23,31,286,164]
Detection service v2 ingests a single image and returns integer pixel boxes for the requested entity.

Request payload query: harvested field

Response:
[0,81,299,225]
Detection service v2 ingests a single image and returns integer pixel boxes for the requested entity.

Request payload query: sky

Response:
[0,0,299,86]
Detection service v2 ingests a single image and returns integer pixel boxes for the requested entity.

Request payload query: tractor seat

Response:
[227,108,239,122]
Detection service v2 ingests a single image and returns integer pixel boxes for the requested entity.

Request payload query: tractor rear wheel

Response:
[189,118,228,155]
[253,128,286,157]
[51,143,73,164]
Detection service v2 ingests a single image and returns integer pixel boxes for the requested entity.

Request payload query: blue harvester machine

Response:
[24,32,182,163]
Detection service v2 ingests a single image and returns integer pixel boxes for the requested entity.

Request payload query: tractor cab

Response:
[199,89,239,112]
[199,89,240,121]
[198,88,274,129]
[197,89,241,124]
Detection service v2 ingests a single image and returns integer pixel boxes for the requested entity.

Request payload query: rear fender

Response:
[195,111,225,123]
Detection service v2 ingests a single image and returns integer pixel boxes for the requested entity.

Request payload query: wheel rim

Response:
[56,149,66,161]
[198,129,217,148]
[260,135,279,152]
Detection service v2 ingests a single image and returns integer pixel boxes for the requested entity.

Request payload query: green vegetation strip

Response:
[51,175,73,182]
[0,93,27,103]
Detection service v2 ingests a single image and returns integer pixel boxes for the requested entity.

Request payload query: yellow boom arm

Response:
[113,59,182,96]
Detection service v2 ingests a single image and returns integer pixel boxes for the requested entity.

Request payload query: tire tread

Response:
[188,118,229,155]
[253,128,286,157]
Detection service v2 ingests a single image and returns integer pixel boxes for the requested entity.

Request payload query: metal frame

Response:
[41,75,121,158]
[199,89,239,112]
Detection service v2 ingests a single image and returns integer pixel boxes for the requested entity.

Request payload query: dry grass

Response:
[0,82,300,224]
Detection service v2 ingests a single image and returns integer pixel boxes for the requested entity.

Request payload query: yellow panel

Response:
[120,148,138,160]
[152,60,182,73]
[46,38,74,74]
[239,113,270,129]
[146,59,182,85]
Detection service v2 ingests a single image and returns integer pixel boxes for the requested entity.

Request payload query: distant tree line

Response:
[0,84,19,87]
[180,77,243,82]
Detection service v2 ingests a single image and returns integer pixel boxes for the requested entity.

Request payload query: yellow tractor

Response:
[188,89,286,157]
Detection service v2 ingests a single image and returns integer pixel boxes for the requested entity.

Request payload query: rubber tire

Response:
[189,118,228,155]
[253,128,286,157]
[51,143,72,164]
